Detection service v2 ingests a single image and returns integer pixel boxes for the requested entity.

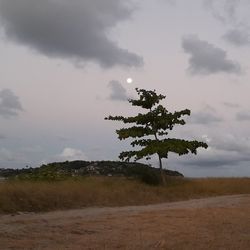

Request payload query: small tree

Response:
[105,88,208,183]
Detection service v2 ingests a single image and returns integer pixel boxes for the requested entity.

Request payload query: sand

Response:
[1,194,250,249]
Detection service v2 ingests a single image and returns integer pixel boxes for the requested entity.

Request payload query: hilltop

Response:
[0,161,183,182]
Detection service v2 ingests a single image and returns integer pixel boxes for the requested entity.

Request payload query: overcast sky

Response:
[1,0,250,177]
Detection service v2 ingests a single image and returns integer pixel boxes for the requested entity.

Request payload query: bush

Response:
[139,168,162,186]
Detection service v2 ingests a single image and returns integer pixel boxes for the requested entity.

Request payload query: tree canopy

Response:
[105,88,208,181]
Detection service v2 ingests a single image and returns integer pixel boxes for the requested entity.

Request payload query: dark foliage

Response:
[105,88,208,162]
[0,161,183,184]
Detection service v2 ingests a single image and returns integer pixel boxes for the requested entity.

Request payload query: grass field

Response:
[1,177,250,214]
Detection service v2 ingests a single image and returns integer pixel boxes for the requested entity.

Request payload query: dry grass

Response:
[0,177,250,214]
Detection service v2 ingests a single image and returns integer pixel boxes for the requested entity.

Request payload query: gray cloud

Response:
[181,151,249,167]
[157,0,175,5]
[223,28,250,46]
[178,134,250,168]
[108,80,129,101]
[182,35,241,75]
[223,102,240,108]
[204,1,250,48]
[212,134,250,153]
[0,147,14,161]
[56,135,71,142]
[0,134,6,140]
[189,106,223,124]
[0,0,143,68]
[181,156,237,167]
[204,0,241,25]
[0,147,32,168]
[0,89,23,118]
[21,146,43,154]
[236,111,250,121]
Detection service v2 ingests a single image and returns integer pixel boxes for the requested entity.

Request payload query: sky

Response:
[0,0,250,177]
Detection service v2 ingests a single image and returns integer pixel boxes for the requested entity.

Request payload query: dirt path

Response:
[1,194,250,249]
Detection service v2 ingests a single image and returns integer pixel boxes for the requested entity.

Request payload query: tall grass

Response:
[0,177,250,214]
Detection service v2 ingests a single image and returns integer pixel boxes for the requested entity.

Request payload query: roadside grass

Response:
[0,177,250,214]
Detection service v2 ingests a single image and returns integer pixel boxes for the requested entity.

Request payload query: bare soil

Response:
[1,194,250,249]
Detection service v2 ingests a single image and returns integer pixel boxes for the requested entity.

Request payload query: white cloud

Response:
[202,134,212,143]
[57,147,88,161]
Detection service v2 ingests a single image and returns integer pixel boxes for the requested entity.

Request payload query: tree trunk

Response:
[158,154,166,185]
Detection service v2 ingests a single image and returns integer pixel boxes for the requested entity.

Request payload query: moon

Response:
[126,78,133,84]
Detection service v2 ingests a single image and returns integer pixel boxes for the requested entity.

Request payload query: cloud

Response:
[57,147,88,161]
[180,149,248,167]
[0,0,143,68]
[56,135,71,142]
[178,134,250,167]
[223,102,240,108]
[157,0,175,5]
[0,134,6,140]
[108,80,129,101]
[0,89,23,118]
[0,147,28,167]
[0,147,14,161]
[201,134,212,143]
[189,106,223,124]
[203,0,241,25]
[236,111,250,121]
[223,28,250,46]
[22,146,43,153]
[182,35,241,75]
[212,134,250,153]
[205,1,250,48]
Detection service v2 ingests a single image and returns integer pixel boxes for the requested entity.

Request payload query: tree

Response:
[105,88,208,183]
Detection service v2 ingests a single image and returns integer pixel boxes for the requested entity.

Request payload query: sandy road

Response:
[1,194,250,249]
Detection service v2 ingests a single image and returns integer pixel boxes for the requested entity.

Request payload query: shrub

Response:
[138,168,162,186]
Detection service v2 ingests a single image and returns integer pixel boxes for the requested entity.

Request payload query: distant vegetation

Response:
[0,160,183,185]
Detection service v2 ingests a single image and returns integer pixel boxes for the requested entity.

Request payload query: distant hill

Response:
[0,161,183,182]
